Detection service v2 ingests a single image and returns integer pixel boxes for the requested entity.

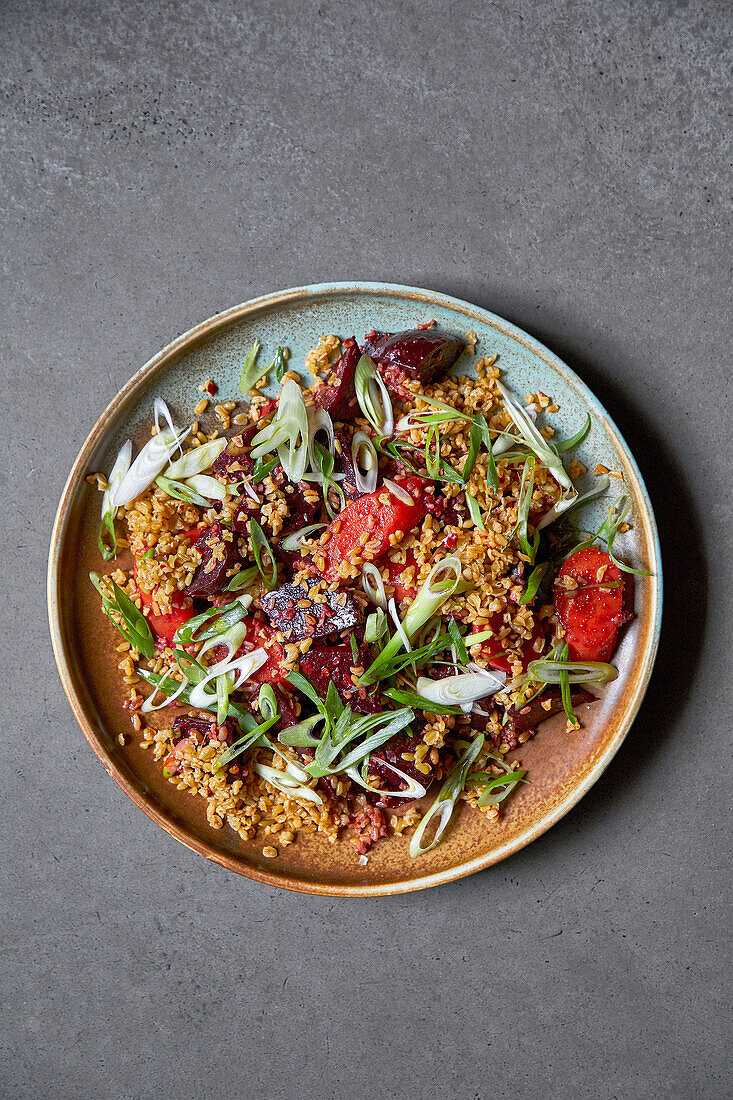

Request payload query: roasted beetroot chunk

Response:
[472,687,596,749]
[299,642,381,713]
[260,582,360,641]
[212,425,260,480]
[280,482,321,535]
[183,522,242,596]
[363,328,466,385]
[314,337,360,419]
[333,429,365,501]
[172,714,236,745]
[367,729,432,807]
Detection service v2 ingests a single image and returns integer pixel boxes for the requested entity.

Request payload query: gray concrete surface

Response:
[2,1,731,1097]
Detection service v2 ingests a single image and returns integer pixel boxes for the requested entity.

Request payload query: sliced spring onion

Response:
[238,340,263,393]
[415,669,506,713]
[183,474,227,501]
[89,572,155,658]
[351,431,378,494]
[258,683,278,722]
[255,762,324,804]
[447,619,469,665]
[388,597,413,663]
[496,380,573,493]
[525,656,618,686]
[249,519,277,589]
[565,492,650,575]
[519,561,549,605]
[345,761,427,800]
[360,556,462,684]
[381,687,464,716]
[364,607,388,644]
[467,765,528,806]
[280,523,327,552]
[465,492,486,531]
[252,456,279,483]
[216,718,278,770]
[225,566,259,591]
[350,633,359,662]
[307,707,415,778]
[396,395,472,428]
[409,734,484,857]
[155,475,210,507]
[172,594,251,645]
[537,475,610,531]
[361,563,388,609]
[112,423,190,507]
[382,478,413,505]
[425,424,441,478]
[274,346,287,384]
[98,440,132,561]
[277,714,324,747]
[508,456,539,562]
[554,412,591,453]
[307,407,336,482]
[188,647,269,711]
[164,437,227,480]
[251,379,309,484]
[354,355,394,436]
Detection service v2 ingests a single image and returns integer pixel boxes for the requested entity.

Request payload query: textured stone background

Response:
[2,1,731,1097]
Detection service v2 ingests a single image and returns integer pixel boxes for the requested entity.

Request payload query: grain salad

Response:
[89,324,643,860]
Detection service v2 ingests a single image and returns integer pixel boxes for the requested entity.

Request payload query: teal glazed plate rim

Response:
[48,282,662,896]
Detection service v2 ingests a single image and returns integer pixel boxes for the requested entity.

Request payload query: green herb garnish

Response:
[249,519,277,589]
[89,572,155,658]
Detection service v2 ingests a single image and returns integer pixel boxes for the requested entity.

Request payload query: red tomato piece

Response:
[554,548,625,662]
[133,558,195,645]
[378,548,418,603]
[326,476,431,574]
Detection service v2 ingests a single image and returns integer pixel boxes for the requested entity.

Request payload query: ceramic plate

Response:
[48,283,662,895]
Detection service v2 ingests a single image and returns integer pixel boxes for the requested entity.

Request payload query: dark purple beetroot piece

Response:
[363,328,466,385]
[183,522,242,597]
[333,429,365,501]
[260,583,359,641]
[472,687,596,749]
[299,642,381,713]
[367,727,431,806]
[212,426,260,480]
[314,337,360,419]
[280,481,321,535]
[172,714,235,745]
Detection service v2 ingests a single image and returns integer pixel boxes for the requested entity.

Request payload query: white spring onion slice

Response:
[345,761,427,800]
[388,597,412,656]
[401,556,461,638]
[355,355,394,436]
[496,381,572,492]
[382,478,413,505]
[188,647,269,711]
[251,379,309,483]
[99,440,132,558]
[526,658,618,685]
[280,522,327,552]
[113,423,191,507]
[306,407,336,485]
[409,734,485,857]
[242,481,261,503]
[364,607,387,644]
[351,431,378,493]
[164,437,227,480]
[361,563,388,609]
[537,474,611,530]
[141,665,190,713]
[416,669,506,713]
[255,762,323,805]
[183,474,227,501]
[196,618,249,663]
[154,398,183,456]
